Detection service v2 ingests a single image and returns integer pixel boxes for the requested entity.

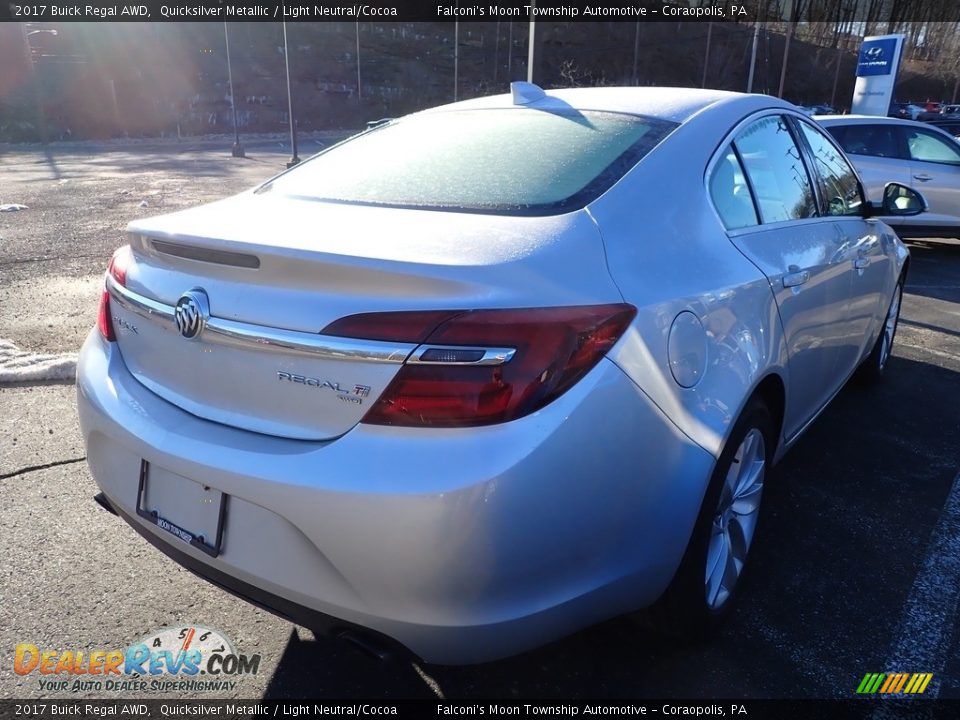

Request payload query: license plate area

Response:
[136,460,227,558]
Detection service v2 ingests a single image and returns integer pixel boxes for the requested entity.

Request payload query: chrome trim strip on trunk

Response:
[109,276,175,321]
[107,276,416,364]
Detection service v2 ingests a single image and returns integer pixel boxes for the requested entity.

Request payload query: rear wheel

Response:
[858,278,903,384]
[652,397,773,637]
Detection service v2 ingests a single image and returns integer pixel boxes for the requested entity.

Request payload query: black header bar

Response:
[2,699,959,720]
[1,1,762,23]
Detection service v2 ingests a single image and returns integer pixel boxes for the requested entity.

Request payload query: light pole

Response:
[223,22,244,158]
[702,22,713,88]
[493,21,500,85]
[747,23,760,93]
[282,21,300,168]
[355,22,362,102]
[830,43,843,109]
[21,27,58,145]
[777,22,793,99]
[527,5,536,84]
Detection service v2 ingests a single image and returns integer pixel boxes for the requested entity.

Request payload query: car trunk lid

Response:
[108,193,620,440]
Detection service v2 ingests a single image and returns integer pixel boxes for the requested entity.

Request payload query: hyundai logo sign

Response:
[858,38,897,77]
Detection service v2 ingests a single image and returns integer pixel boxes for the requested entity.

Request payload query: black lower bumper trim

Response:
[93,491,118,516]
[97,491,414,662]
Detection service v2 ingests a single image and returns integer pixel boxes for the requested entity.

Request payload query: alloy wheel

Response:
[879,284,902,371]
[705,428,766,610]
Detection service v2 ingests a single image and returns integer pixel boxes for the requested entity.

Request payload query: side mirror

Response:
[880,183,927,216]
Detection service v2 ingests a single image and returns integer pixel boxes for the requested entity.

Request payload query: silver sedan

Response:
[78,84,921,664]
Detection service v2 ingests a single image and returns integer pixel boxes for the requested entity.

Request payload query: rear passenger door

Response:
[711,114,857,440]
[898,125,960,217]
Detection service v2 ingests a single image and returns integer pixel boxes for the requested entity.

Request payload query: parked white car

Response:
[817,115,960,238]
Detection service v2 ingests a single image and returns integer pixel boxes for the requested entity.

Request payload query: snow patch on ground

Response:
[0,339,77,383]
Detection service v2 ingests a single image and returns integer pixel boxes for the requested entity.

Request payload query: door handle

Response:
[854,257,870,270]
[913,174,932,182]
[783,270,810,288]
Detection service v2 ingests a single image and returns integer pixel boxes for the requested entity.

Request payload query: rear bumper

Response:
[95,491,409,660]
[77,330,715,664]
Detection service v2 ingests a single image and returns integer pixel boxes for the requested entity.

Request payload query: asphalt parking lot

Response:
[2,140,960,701]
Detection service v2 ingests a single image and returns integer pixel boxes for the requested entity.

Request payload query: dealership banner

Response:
[851,33,905,117]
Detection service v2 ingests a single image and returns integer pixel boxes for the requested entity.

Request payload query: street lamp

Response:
[282,21,300,168]
[223,22,244,158]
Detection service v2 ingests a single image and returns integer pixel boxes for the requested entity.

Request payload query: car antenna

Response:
[511,81,546,106]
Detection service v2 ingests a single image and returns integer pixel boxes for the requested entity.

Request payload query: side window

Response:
[831,124,901,158]
[904,129,960,164]
[709,147,758,230]
[734,115,818,223]
[823,125,846,145]
[796,121,864,216]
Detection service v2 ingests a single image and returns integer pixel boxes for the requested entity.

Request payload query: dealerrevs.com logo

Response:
[13,625,262,693]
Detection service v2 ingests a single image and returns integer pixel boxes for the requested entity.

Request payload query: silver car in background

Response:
[78,85,921,663]
[817,114,960,238]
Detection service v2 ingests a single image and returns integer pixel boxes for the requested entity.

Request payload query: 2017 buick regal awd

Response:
[78,84,923,664]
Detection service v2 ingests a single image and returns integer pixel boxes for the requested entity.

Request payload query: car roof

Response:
[815,114,960,138]
[814,114,942,128]
[418,86,794,125]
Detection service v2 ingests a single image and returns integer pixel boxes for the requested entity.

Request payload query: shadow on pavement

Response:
[903,240,960,305]
[42,146,63,181]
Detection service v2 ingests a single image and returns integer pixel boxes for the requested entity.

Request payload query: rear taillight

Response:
[98,247,130,342]
[97,290,115,342]
[324,304,636,427]
[107,248,128,286]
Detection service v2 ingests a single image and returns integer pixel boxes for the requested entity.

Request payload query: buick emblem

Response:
[174,289,209,340]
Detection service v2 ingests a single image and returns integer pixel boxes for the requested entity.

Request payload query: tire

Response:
[651,397,774,639]
[857,277,903,384]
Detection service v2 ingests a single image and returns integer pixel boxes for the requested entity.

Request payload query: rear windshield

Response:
[261,108,677,215]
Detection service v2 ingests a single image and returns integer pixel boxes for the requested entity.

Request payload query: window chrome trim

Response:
[107,276,415,364]
[704,108,828,235]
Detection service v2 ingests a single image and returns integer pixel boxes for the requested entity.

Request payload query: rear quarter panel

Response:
[588,99,790,460]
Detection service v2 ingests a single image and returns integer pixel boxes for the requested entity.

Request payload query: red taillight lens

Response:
[333,304,636,428]
[98,247,129,342]
[107,247,128,286]
[97,289,115,342]
[323,310,462,344]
